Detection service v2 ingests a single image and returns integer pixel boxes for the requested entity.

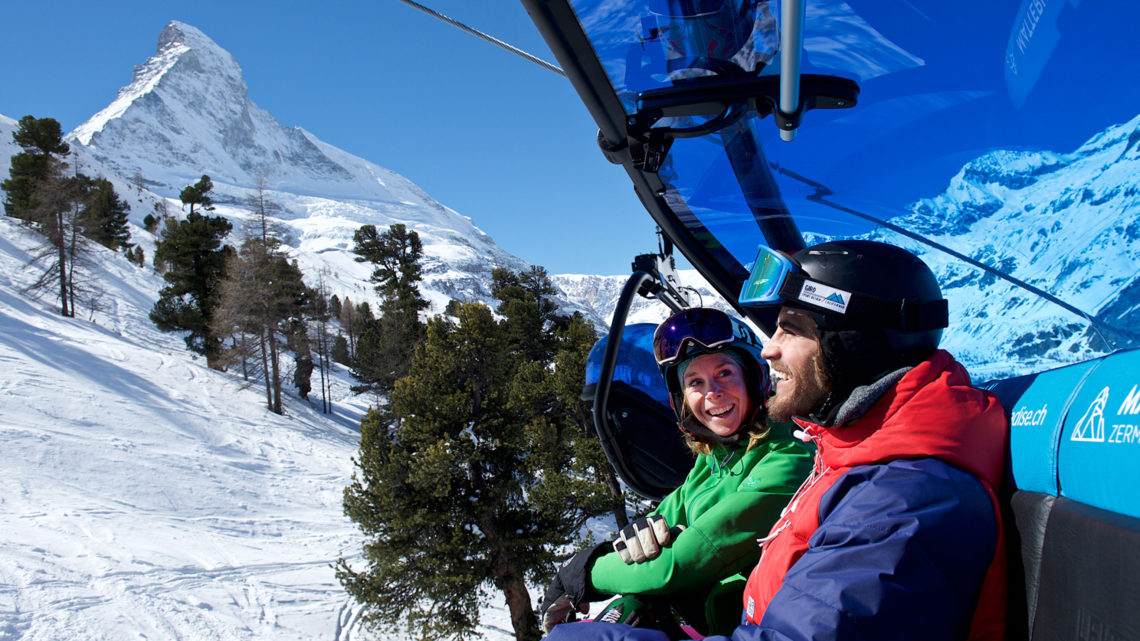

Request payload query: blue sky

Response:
[0,0,660,276]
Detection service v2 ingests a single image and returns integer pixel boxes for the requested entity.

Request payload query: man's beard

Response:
[767,351,832,423]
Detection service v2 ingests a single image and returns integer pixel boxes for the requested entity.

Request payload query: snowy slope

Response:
[0,214,526,640]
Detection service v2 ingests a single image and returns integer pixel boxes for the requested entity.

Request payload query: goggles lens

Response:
[738,246,796,307]
[653,308,736,365]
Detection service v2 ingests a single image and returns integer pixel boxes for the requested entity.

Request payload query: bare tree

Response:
[211,186,310,414]
[242,172,289,242]
[213,240,278,412]
[311,268,335,414]
[22,156,86,316]
[338,295,360,359]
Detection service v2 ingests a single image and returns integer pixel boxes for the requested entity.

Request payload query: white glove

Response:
[612,515,685,563]
[541,594,589,632]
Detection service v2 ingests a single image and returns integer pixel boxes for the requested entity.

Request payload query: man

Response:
[548,240,1008,641]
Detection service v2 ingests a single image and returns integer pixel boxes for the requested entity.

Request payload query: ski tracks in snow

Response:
[0,215,518,641]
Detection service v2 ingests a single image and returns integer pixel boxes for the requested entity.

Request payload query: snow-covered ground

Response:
[0,214,530,640]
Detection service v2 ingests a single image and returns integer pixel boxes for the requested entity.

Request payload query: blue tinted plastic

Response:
[585,323,672,408]
[567,0,1140,379]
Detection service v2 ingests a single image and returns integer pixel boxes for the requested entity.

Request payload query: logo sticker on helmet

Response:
[732,319,763,348]
[797,280,851,314]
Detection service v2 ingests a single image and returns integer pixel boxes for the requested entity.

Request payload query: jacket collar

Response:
[795,350,1008,489]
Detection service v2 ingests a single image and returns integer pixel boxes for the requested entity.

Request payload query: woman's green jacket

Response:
[588,426,812,631]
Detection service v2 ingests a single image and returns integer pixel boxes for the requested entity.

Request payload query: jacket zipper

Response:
[685,447,738,518]
[758,420,827,548]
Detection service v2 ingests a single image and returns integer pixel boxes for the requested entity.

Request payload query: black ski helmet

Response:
[783,240,948,410]
[653,307,772,442]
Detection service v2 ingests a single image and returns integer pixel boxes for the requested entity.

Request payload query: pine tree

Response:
[338,296,360,359]
[357,301,374,323]
[2,116,70,221]
[352,224,426,304]
[349,315,397,393]
[150,209,233,366]
[552,313,629,528]
[350,223,429,394]
[127,246,145,267]
[331,334,351,365]
[338,270,618,641]
[179,175,215,216]
[81,177,132,250]
[492,266,563,362]
[495,268,627,525]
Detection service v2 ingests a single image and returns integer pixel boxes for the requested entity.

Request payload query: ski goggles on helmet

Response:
[653,308,738,365]
[738,246,800,307]
[739,244,860,317]
[738,245,949,331]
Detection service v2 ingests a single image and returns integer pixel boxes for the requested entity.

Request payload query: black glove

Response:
[540,541,609,632]
[612,516,686,564]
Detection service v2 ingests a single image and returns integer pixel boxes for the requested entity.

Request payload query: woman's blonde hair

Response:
[678,401,770,456]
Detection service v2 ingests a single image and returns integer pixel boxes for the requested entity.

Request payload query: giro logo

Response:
[1070,387,1110,443]
[797,280,851,315]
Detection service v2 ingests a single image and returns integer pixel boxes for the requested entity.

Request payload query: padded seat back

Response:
[984,349,1140,641]
[583,323,695,501]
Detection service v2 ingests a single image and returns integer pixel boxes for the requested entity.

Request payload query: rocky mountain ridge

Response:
[875,113,1140,379]
[62,21,549,320]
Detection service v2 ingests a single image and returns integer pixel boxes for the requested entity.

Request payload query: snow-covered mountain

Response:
[552,269,728,327]
[6,20,734,331]
[868,114,1140,380]
[11,18,1140,378]
[66,21,541,318]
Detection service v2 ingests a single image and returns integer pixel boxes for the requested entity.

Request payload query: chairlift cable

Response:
[774,165,1135,349]
[394,0,566,77]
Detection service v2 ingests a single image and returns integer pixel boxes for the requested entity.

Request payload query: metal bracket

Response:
[631,251,689,313]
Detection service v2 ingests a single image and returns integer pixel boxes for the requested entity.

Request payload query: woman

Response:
[541,307,813,638]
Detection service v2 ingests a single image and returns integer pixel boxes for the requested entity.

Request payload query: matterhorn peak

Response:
[148,21,247,94]
[69,20,412,203]
[63,20,534,320]
[156,20,220,54]
[74,20,245,150]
